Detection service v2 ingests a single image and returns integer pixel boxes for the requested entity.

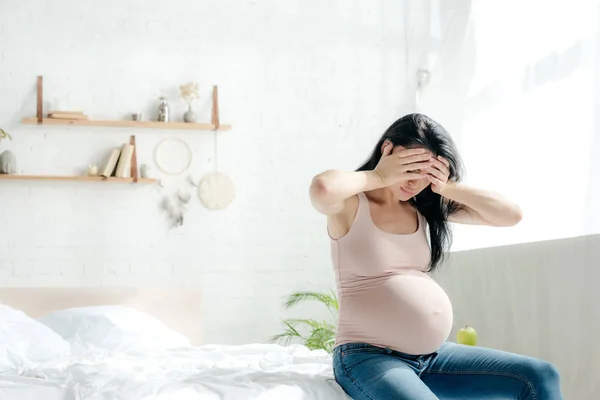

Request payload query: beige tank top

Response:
[331,192,453,355]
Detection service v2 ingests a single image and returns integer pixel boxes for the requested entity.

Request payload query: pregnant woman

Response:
[309,114,562,399]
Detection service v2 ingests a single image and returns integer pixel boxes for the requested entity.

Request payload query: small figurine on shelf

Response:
[0,128,16,175]
[179,82,200,123]
[87,164,99,176]
[157,97,170,122]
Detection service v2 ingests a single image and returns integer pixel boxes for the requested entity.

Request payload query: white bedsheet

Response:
[0,344,349,400]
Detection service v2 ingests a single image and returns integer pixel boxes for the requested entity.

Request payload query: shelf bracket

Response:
[36,76,43,124]
[211,85,220,130]
[129,135,138,183]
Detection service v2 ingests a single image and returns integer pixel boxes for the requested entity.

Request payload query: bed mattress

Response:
[0,343,348,399]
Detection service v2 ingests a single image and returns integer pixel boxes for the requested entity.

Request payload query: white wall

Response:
[435,233,600,400]
[0,0,415,344]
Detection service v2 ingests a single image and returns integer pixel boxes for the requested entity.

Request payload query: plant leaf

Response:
[284,318,321,330]
[283,291,338,314]
[304,327,336,352]
[269,320,304,346]
[0,129,11,141]
[269,332,298,346]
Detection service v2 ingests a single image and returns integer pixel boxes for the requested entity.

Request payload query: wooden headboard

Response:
[0,287,203,345]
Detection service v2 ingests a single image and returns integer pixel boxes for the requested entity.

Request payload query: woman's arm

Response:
[441,182,523,227]
[309,170,384,215]
[310,146,432,215]
[424,156,522,227]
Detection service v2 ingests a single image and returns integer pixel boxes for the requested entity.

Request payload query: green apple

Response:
[456,325,477,346]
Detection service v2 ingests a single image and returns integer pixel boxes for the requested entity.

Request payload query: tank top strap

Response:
[417,210,425,230]
[353,192,375,229]
[355,192,371,215]
[417,211,430,242]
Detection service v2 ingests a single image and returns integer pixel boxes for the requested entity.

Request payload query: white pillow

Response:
[0,305,71,373]
[37,306,191,354]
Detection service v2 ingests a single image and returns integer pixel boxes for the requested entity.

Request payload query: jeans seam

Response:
[342,349,385,356]
[339,354,378,400]
[425,370,537,400]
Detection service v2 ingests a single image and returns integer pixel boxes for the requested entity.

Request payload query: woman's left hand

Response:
[425,156,450,194]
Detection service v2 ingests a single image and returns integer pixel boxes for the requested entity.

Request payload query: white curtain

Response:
[416,0,600,251]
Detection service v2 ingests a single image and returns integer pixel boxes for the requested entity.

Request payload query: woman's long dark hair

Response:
[357,113,465,272]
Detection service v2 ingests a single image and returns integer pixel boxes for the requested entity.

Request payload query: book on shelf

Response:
[47,111,88,120]
[115,143,135,177]
[101,148,121,177]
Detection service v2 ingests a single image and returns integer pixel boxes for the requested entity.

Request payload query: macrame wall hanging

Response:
[197,126,236,210]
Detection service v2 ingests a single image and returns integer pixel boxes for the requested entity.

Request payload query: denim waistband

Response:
[334,342,437,360]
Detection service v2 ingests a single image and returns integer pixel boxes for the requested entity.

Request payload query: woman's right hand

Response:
[373,143,433,186]
[309,144,432,216]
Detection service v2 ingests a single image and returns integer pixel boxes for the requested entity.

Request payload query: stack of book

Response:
[47,111,88,120]
[100,143,135,178]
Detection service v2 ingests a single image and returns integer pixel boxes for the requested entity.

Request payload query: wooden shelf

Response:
[23,78,230,131]
[0,174,157,184]
[21,117,231,131]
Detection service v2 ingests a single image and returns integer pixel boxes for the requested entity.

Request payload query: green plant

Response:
[270,289,338,353]
[0,128,11,143]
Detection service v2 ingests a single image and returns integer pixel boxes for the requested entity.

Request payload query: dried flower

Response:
[0,128,11,142]
[179,82,200,106]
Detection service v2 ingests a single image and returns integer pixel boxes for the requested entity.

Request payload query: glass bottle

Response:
[157,97,170,122]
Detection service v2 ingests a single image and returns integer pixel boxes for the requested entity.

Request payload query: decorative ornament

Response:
[179,81,200,123]
[154,137,192,175]
[198,171,236,210]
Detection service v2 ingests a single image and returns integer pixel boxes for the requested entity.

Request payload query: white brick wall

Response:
[0,0,420,344]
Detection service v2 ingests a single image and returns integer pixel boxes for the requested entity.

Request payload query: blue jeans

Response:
[333,342,562,399]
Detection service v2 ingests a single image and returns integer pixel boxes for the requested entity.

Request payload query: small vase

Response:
[183,105,197,123]
[140,164,152,178]
[0,150,16,174]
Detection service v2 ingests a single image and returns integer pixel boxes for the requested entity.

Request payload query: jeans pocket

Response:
[335,346,389,375]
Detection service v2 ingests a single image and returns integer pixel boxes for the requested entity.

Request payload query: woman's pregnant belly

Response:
[336,270,454,355]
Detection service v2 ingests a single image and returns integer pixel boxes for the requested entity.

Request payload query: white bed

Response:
[0,287,348,400]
